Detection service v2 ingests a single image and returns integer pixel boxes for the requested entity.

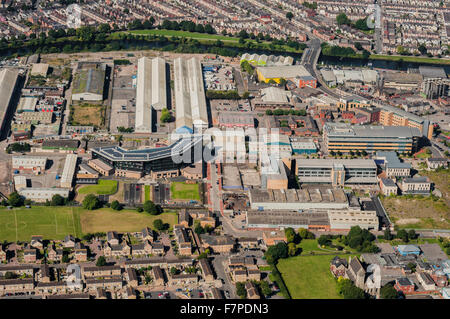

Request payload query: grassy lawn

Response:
[170,182,200,201]
[369,54,450,65]
[129,29,240,42]
[78,180,118,195]
[277,254,357,299]
[80,208,178,234]
[0,206,178,242]
[144,185,151,202]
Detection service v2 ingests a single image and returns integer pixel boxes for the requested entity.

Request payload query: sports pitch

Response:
[0,207,82,242]
[170,182,200,200]
[0,206,178,242]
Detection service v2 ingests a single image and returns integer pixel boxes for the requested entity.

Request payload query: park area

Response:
[380,169,450,229]
[77,180,118,195]
[277,254,357,299]
[170,182,200,201]
[70,102,105,127]
[0,206,178,242]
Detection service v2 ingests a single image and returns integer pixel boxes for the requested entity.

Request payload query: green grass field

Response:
[0,207,82,242]
[78,180,118,195]
[277,254,357,299]
[0,206,178,242]
[129,29,240,42]
[144,185,151,202]
[170,182,200,201]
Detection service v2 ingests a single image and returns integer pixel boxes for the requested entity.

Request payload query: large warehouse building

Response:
[135,57,167,133]
[174,57,208,132]
[71,62,106,101]
[323,123,421,154]
[248,188,350,211]
[296,159,378,186]
[0,68,20,139]
[256,65,317,88]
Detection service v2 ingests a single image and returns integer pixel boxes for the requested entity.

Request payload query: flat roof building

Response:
[18,187,70,202]
[60,154,77,188]
[135,57,167,133]
[324,123,421,154]
[174,57,208,132]
[248,188,349,210]
[296,158,378,186]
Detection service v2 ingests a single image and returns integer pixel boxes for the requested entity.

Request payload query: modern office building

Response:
[378,104,433,139]
[91,135,203,175]
[174,57,208,132]
[296,159,378,186]
[135,57,167,133]
[374,151,411,177]
[323,123,421,154]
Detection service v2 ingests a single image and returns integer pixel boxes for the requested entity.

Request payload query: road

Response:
[301,38,342,99]
[211,255,236,299]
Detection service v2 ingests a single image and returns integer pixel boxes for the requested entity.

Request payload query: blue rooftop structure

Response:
[375,151,411,169]
[396,245,421,256]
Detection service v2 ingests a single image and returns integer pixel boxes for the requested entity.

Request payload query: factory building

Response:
[60,154,78,188]
[323,123,420,154]
[174,57,208,132]
[12,156,47,173]
[296,159,378,186]
[240,53,294,67]
[71,62,106,101]
[0,68,20,139]
[256,65,316,88]
[248,188,350,211]
[377,104,433,139]
[135,57,167,133]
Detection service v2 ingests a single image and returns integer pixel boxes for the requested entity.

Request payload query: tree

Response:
[236,282,247,298]
[51,194,65,206]
[265,109,273,116]
[287,242,301,256]
[383,228,393,241]
[160,108,172,123]
[318,235,332,246]
[143,200,158,215]
[260,280,272,296]
[337,278,365,299]
[170,267,179,275]
[62,253,70,263]
[380,283,399,299]
[408,229,417,240]
[194,223,205,235]
[396,229,409,242]
[96,256,107,267]
[286,12,294,21]
[111,200,122,211]
[336,13,351,25]
[82,194,101,210]
[284,228,296,243]
[418,44,427,55]
[264,242,288,264]
[298,228,315,239]
[153,219,164,231]
[8,192,24,207]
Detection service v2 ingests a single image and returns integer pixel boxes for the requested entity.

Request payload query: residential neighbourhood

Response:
[0,0,448,303]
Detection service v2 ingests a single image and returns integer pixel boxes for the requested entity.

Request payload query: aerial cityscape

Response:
[0,0,449,305]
